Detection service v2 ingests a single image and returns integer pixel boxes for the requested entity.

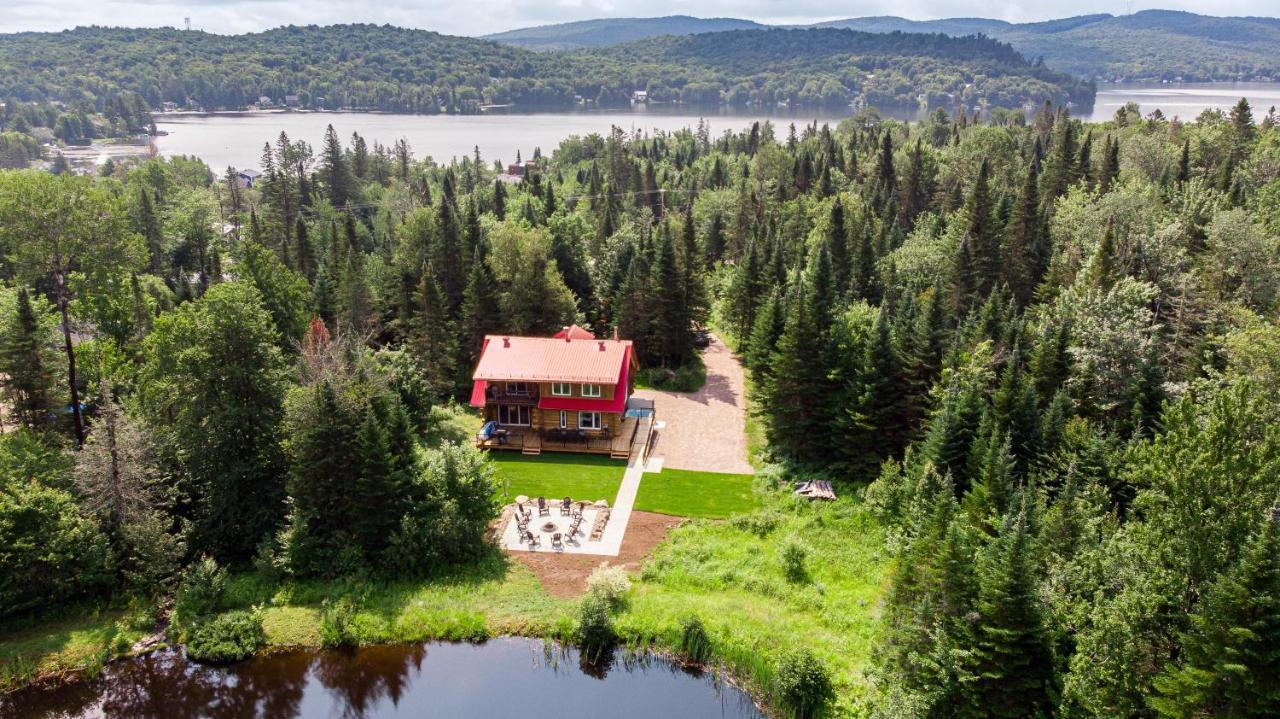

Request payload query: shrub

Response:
[774,648,834,719]
[585,563,631,609]
[320,596,359,648]
[732,510,783,537]
[185,610,264,664]
[575,593,615,660]
[172,556,226,634]
[677,614,712,664]
[780,539,809,583]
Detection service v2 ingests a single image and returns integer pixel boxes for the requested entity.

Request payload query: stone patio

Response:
[499,498,616,555]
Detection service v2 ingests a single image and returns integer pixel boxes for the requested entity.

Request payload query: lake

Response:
[1088,81,1280,122]
[139,82,1280,172]
[2,638,766,718]
[152,107,845,173]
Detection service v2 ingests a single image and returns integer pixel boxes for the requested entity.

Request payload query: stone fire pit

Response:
[540,521,558,533]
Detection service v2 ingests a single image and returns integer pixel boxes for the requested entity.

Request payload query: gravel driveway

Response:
[633,333,755,475]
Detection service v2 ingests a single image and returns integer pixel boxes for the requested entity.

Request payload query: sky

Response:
[2,0,1276,37]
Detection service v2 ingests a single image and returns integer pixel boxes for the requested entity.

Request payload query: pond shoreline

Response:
[3,634,771,719]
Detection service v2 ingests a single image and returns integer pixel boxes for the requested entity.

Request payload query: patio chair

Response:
[537,497,550,517]
[560,497,572,516]
[522,530,538,547]
[567,518,582,537]
[551,533,563,548]
[516,501,531,518]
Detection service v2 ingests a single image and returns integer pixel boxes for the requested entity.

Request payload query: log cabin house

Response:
[470,325,648,458]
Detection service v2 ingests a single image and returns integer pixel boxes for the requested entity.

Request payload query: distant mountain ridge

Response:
[485,10,1280,81]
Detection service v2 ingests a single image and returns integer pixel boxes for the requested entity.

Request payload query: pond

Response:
[2,637,767,719]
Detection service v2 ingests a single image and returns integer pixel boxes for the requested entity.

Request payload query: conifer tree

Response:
[320,124,355,208]
[1151,502,1280,719]
[137,186,164,273]
[1098,135,1120,194]
[651,225,692,366]
[0,288,58,432]
[1175,139,1191,187]
[760,277,833,464]
[746,288,784,388]
[492,178,507,220]
[900,139,929,231]
[1002,160,1043,306]
[962,509,1057,718]
[411,272,460,400]
[825,198,850,294]
[459,247,502,365]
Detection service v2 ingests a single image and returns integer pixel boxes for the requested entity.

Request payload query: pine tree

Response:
[0,288,58,432]
[137,187,164,273]
[962,509,1057,718]
[459,247,502,366]
[1151,502,1280,719]
[1002,160,1042,306]
[320,124,355,209]
[1098,135,1120,194]
[900,139,929,231]
[1082,220,1118,291]
[825,198,850,294]
[839,309,906,476]
[411,272,460,401]
[1229,97,1256,161]
[746,288,784,388]
[651,225,692,366]
[492,178,507,220]
[294,217,314,280]
[704,212,726,267]
[726,237,765,347]
[1175,139,1191,187]
[760,277,834,464]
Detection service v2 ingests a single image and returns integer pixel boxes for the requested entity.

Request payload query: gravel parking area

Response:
[634,334,754,475]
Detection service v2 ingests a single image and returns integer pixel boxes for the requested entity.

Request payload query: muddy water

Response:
[3,637,765,718]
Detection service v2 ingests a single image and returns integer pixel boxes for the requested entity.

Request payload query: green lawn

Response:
[489,452,625,504]
[635,468,759,519]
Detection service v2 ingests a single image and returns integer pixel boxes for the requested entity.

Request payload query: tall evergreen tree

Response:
[1151,501,1280,719]
[962,509,1057,718]
[0,288,58,432]
[320,124,355,208]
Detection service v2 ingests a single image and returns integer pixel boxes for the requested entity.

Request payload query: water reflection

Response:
[5,638,764,719]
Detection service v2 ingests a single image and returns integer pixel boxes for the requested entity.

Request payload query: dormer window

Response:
[581,384,602,398]
[551,382,572,396]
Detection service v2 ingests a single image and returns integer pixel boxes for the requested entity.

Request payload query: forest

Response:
[0,25,1093,115]
[1,96,1279,718]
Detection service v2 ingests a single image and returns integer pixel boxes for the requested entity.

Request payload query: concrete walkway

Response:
[634,333,755,474]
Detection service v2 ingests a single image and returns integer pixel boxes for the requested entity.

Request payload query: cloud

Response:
[0,0,1276,36]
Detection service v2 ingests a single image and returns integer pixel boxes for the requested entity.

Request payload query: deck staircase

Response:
[521,432,542,456]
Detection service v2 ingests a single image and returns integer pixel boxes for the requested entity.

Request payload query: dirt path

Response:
[633,333,754,475]
[510,511,683,598]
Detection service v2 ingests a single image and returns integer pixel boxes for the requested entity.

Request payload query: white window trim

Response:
[500,405,531,426]
[559,410,568,429]
[580,384,602,398]
[578,411,601,430]
[551,382,572,397]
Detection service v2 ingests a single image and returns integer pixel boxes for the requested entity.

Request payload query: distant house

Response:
[236,168,262,188]
[160,101,179,112]
[256,96,275,108]
[284,95,300,109]
[632,90,648,103]
[470,325,642,458]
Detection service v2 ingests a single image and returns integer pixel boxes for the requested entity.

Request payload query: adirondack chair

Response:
[537,497,550,516]
[560,497,573,516]
[551,533,563,548]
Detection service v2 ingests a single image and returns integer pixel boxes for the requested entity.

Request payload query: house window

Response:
[506,382,530,395]
[551,382,572,396]
[580,384,602,398]
[559,410,568,429]
[578,412,601,430]
[498,405,530,426]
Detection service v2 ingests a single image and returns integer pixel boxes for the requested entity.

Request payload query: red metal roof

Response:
[472,335,634,384]
[538,352,631,413]
[468,380,488,407]
[553,324,595,340]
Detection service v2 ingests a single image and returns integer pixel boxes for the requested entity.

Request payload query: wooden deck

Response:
[476,415,645,459]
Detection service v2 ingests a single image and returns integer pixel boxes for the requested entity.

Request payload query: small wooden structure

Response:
[794,480,836,500]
